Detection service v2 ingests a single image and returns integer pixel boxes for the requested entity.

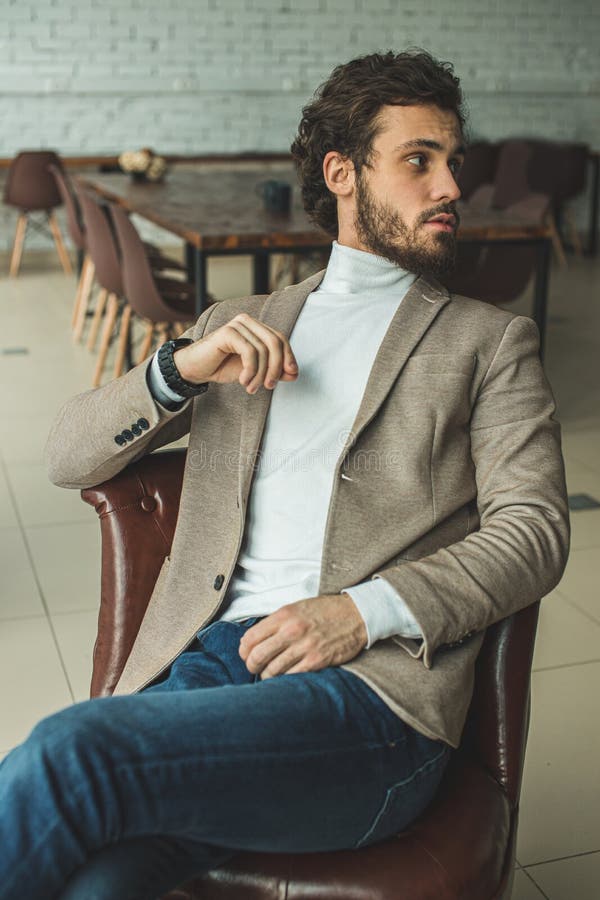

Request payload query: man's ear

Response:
[322,151,355,198]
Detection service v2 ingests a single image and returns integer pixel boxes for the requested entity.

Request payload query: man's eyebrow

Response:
[394,139,466,157]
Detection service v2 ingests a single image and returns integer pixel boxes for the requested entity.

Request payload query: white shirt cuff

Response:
[149,350,187,407]
[341,577,422,649]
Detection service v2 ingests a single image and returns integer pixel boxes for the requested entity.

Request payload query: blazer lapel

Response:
[338,272,451,461]
[237,267,327,504]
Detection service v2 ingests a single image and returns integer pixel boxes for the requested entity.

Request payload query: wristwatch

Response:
[156,338,209,399]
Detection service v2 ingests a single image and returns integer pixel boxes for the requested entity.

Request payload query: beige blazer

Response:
[46,269,570,748]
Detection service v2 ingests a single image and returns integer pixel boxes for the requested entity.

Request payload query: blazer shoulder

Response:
[446,290,518,330]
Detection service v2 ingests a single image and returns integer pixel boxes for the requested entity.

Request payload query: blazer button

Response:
[138,418,150,430]
[131,423,142,436]
[213,574,225,590]
[122,429,134,442]
[114,434,127,446]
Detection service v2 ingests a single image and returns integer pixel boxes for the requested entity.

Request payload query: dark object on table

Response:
[257,179,292,213]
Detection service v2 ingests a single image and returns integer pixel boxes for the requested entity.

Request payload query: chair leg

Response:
[92,294,119,388]
[8,213,28,277]
[113,304,132,379]
[85,288,108,350]
[546,210,568,268]
[71,255,95,334]
[137,322,155,364]
[48,211,73,275]
[564,207,584,257]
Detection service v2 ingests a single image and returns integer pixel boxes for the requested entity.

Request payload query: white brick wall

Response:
[1,0,598,249]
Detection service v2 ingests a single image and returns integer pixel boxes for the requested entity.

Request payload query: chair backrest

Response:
[74,186,123,296]
[81,448,539,807]
[3,150,64,211]
[491,140,535,209]
[456,141,500,202]
[108,202,189,323]
[48,164,86,250]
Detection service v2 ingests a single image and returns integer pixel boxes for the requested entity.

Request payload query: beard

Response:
[353,173,458,279]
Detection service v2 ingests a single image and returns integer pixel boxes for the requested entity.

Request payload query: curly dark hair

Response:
[290,48,468,238]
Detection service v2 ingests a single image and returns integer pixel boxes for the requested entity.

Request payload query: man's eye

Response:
[449,160,463,175]
[407,155,426,168]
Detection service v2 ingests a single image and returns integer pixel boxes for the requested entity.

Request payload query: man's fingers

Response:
[231,314,298,388]
[227,321,270,392]
[259,646,308,680]
[243,631,289,674]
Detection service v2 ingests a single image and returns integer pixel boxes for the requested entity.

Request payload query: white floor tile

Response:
[562,429,600,475]
[0,616,72,749]
[0,526,45,620]
[517,661,600,865]
[0,411,60,465]
[52,610,99,702]
[525,852,600,900]
[512,868,548,900]
[0,466,19,528]
[4,462,95,527]
[26,521,101,614]
[533,591,600,671]
[555,547,600,627]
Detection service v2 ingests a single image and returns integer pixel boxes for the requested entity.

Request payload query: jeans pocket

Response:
[353,744,451,849]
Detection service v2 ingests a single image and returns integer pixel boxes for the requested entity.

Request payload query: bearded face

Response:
[353,168,459,279]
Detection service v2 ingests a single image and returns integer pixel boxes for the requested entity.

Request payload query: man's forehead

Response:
[374,104,464,152]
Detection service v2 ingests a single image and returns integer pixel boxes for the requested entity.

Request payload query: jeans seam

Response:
[354,745,449,849]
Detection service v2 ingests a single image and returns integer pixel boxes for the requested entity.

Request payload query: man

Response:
[0,49,568,899]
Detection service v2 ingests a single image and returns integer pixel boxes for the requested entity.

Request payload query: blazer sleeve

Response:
[44,302,219,490]
[370,315,570,670]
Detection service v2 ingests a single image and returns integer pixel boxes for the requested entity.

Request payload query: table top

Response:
[77,164,553,251]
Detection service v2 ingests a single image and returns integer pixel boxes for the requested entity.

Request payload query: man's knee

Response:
[26,698,110,767]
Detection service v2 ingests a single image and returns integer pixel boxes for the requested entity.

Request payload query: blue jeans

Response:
[0,617,452,900]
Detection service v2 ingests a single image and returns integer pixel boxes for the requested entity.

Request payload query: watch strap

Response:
[156,339,209,400]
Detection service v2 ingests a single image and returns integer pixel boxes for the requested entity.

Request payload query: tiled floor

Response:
[1,243,599,898]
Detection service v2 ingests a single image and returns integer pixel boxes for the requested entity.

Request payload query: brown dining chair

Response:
[3,150,73,277]
[109,202,212,366]
[48,164,97,332]
[81,447,539,899]
[75,188,127,386]
[445,140,553,308]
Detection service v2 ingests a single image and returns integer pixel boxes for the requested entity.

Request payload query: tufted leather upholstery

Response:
[82,448,539,899]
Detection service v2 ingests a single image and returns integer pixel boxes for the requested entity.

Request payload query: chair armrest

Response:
[81,449,187,697]
[466,601,540,808]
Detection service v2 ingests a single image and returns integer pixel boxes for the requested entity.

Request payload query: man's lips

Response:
[424,214,457,233]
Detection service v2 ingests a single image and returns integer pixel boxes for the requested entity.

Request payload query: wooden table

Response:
[77,165,554,359]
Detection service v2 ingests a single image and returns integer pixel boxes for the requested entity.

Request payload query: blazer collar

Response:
[238,267,451,500]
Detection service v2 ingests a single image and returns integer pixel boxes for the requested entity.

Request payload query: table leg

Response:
[587,153,599,257]
[253,251,270,294]
[193,248,208,318]
[185,242,195,280]
[532,237,551,363]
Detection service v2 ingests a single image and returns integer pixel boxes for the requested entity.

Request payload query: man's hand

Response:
[174,313,299,394]
[238,594,368,679]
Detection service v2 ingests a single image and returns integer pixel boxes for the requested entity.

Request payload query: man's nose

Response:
[432,168,462,203]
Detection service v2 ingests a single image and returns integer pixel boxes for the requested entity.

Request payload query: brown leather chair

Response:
[82,448,540,900]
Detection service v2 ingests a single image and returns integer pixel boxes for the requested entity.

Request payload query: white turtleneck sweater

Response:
[149,241,421,647]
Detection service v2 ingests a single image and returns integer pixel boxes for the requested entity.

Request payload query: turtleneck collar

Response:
[316,240,417,295]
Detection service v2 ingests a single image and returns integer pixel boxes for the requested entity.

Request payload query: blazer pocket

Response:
[403,352,476,376]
